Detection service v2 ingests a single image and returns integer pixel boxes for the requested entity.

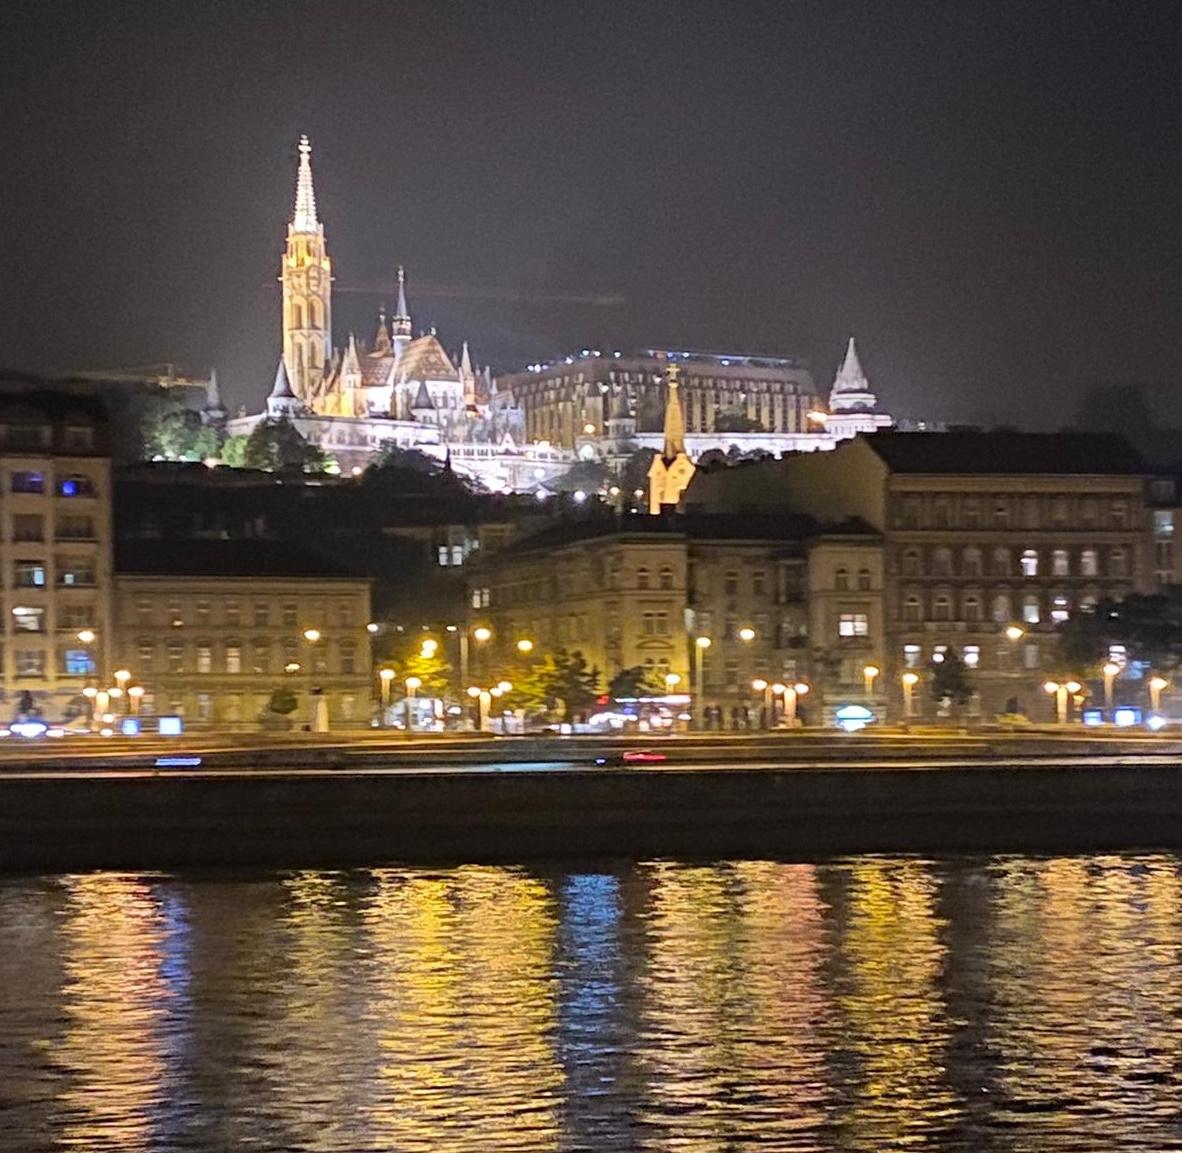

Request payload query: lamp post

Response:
[738,627,755,643]
[1102,661,1120,709]
[128,685,144,715]
[405,675,421,733]
[516,638,534,655]
[1043,680,1081,724]
[455,626,491,726]
[694,636,711,729]
[863,664,879,698]
[467,681,508,732]
[902,671,919,719]
[1149,675,1168,714]
[302,628,321,730]
[664,672,681,693]
[114,668,131,714]
[778,681,809,726]
[752,678,773,728]
[379,667,395,726]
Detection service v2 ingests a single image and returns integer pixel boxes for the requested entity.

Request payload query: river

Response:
[1,855,1179,1151]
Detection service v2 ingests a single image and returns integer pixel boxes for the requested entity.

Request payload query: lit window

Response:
[1023,642,1039,669]
[903,643,921,668]
[1020,550,1039,577]
[451,545,464,567]
[225,645,242,674]
[1080,549,1098,576]
[1022,595,1041,624]
[14,561,45,588]
[11,471,44,494]
[196,693,213,721]
[1155,510,1174,537]
[11,606,44,633]
[196,645,213,674]
[1052,550,1069,576]
[63,648,95,676]
[838,612,869,637]
[1051,595,1070,624]
[167,644,184,673]
[58,474,95,497]
[963,645,980,668]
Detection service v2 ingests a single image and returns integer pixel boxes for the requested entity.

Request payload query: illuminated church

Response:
[227,136,893,493]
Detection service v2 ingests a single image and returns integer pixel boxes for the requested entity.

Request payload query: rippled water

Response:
[2,857,1182,1151]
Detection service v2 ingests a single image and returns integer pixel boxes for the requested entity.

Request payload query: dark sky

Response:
[1,1,1179,426]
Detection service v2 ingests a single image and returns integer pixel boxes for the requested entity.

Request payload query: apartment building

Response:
[0,391,112,721]
[114,541,372,729]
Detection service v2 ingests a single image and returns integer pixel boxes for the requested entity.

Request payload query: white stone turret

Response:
[829,337,877,412]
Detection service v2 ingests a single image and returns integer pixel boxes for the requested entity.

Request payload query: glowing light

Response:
[473,627,492,643]
[1103,661,1120,677]
[516,639,534,654]
[466,686,481,698]
[695,636,712,650]
[379,668,396,683]
[405,676,422,691]
[1147,714,1168,731]
[303,628,321,643]
[497,680,512,693]
[1150,676,1169,692]
[1005,625,1025,641]
[752,678,769,691]
[664,673,681,689]
[902,672,919,686]
[738,627,756,642]
[367,622,380,634]
[772,682,787,694]
[573,490,587,503]
[76,629,96,644]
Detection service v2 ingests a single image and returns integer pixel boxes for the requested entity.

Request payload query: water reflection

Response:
[0,857,1180,1151]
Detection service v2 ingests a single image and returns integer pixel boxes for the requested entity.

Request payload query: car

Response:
[594,748,668,766]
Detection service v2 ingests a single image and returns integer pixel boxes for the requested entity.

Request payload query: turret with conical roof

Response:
[828,336,877,412]
[266,357,303,417]
[391,265,412,358]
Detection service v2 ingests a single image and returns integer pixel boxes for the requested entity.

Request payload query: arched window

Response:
[991,592,1012,623]
[835,567,849,591]
[902,549,922,577]
[904,594,923,622]
[636,567,650,590]
[932,548,953,577]
[992,548,1011,577]
[1052,549,1069,576]
[962,547,982,577]
[1081,548,1099,576]
[1050,593,1070,623]
[963,593,983,622]
[658,566,674,591]
[932,593,952,622]
[857,568,872,591]
[1021,549,1039,577]
[1022,594,1041,624]
[310,299,322,329]
[291,301,304,330]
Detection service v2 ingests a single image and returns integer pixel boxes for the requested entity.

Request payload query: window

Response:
[56,515,94,540]
[697,610,713,637]
[195,600,211,625]
[12,605,44,633]
[196,693,214,722]
[5,424,49,451]
[932,549,953,577]
[992,592,1012,623]
[168,601,183,628]
[904,594,923,622]
[471,587,490,609]
[752,570,767,597]
[994,501,1010,527]
[254,601,270,627]
[196,645,213,674]
[724,660,739,688]
[1020,550,1039,577]
[1023,499,1040,529]
[857,568,872,591]
[62,648,95,676]
[1155,510,1175,537]
[1081,549,1098,577]
[14,560,45,588]
[166,643,184,673]
[59,605,92,630]
[336,600,354,627]
[963,593,983,622]
[1052,549,1069,576]
[902,549,922,577]
[1109,548,1128,578]
[225,645,242,674]
[962,548,982,578]
[1156,540,1173,583]
[11,471,43,494]
[962,645,980,669]
[451,545,464,567]
[724,570,739,596]
[225,601,241,627]
[723,613,738,640]
[992,548,1011,577]
[282,602,298,626]
[15,650,46,677]
[834,568,849,591]
[12,515,42,542]
[1051,594,1070,624]
[136,600,153,625]
[963,500,980,528]
[312,646,328,674]
[643,611,669,636]
[1022,594,1041,624]
[932,593,952,622]
[838,612,869,637]
[252,642,271,675]
[931,498,950,528]
[903,643,921,668]
[137,644,155,673]
[64,426,94,452]
[1051,498,1068,527]
[658,566,674,591]
[1111,501,1128,528]
[339,641,356,675]
[1080,499,1098,528]
[58,474,95,497]
[636,567,650,590]
[437,545,450,567]
[57,558,95,587]
[1023,642,1040,670]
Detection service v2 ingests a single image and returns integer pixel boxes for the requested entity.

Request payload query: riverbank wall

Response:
[4,756,1182,871]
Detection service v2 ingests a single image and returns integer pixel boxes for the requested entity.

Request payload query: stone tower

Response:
[648,363,697,514]
[281,135,333,404]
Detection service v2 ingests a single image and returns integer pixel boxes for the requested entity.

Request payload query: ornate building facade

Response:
[227,137,893,492]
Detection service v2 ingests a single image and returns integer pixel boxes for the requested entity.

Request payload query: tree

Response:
[243,417,325,473]
[549,459,609,494]
[141,400,222,460]
[369,444,442,475]
[395,649,453,698]
[220,435,249,468]
[1057,591,1182,677]
[548,648,601,722]
[268,686,298,715]
[714,411,765,434]
[930,648,973,713]
[608,665,666,698]
[619,448,654,501]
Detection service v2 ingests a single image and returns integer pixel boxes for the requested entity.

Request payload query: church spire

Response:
[292,134,319,233]
[661,363,687,460]
[392,265,412,338]
[373,304,391,354]
[828,336,877,412]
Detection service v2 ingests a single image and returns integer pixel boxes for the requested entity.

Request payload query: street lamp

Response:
[902,671,919,718]
[779,681,809,726]
[516,638,534,654]
[1102,661,1121,709]
[127,685,144,715]
[1005,625,1025,642]
[302,629,322,730]
[76,629,95,645]
[738,627,756,643]
[863,664,879,697]
[1149,675,1169,713]
[378,667,395,725]
[114,668,131,714]
[752,677,773,727]
[694,636,712,729]
[664,672,681,695]
[472,626,492,643]
[1043,680,1081,724]
[405,675,422,733]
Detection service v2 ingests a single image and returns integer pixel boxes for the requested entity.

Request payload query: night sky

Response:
[1,1,1179,427]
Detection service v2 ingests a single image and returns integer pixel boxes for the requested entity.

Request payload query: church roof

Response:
[411,379,435,410]
[269,359,296,399]
[396,333,458,382]
[359,351,397,389]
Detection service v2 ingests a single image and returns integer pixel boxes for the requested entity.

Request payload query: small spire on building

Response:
[374,305,390,353]
[270,358,296,399]
[661,362,687,460]
[460,340,473,375]
[292,134,319,233]
[392,265,412,338]
[829,336,878,412]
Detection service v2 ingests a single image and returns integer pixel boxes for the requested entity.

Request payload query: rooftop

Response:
[115,539,370,580]
[862,430,1145,475]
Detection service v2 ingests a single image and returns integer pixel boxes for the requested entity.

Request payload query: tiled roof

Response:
[395,334,457,382]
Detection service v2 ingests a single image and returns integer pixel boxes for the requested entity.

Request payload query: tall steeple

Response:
[391,265,412,350]
[648,363,696,514]
[266,357,302,417]
[459,340,475,406]
[281,135,333,408]
[373,305,391,354]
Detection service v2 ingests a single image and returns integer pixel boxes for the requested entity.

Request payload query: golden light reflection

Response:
[54,873,170,1152]
[364,866,562,1151]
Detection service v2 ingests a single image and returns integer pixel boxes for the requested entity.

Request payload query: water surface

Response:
[2,856,1180,1151]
